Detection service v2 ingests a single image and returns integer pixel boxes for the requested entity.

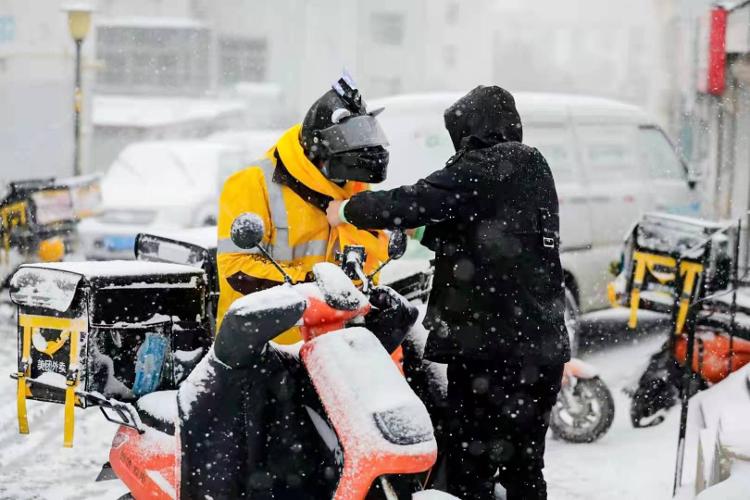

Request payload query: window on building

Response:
[219,37,267,85]
[446,2,459,25]
[0,16,15,44]
[370,12,405,46]
[96,24,210,94]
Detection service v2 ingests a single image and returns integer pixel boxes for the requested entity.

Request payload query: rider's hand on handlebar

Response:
[365,286,419,353]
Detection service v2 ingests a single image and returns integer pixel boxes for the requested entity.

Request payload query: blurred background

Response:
[4,0,750,252]
[0,0,733,212]
[5,3,750,499]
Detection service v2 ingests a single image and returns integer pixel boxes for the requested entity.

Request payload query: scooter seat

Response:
[136,390,178,435]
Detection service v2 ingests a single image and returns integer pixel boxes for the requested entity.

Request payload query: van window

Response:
[577,124,636,180]
[638,127,687,181]
[377,113,454,190]
[524,124,576,182]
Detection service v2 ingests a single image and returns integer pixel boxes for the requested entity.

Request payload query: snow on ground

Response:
[545,325,677,500]
[0,308,692,499]
[0,319,127,500]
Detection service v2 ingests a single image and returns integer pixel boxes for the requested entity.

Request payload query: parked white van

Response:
[372,92,701,320]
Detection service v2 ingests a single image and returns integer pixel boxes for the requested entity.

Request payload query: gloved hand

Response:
[364,286,419,353]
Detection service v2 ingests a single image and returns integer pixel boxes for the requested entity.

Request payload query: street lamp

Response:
[63,4,93,176]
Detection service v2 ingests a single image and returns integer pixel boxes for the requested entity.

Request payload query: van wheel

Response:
[564,288,580,356]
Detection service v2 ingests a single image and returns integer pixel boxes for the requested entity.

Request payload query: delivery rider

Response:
[216,75,391,342]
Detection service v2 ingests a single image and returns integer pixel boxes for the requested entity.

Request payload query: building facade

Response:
[0,0,94,182]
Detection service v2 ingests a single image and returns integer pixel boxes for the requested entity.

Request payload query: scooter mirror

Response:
[388,229,408,261]
[231,213,265,250]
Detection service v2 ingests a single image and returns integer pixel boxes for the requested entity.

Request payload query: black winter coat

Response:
[344,86,571,365]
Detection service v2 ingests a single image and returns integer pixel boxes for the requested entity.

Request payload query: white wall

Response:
[0,0,96,183]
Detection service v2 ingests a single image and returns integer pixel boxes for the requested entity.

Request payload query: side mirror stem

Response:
[255,244,293,285]
[367,257,392,282]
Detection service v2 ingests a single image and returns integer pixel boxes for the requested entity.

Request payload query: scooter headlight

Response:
[373,403,433,446]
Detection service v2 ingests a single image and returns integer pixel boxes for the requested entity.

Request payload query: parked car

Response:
[371,92,701,314]
[206,128,282,165]
[78,133,277,260]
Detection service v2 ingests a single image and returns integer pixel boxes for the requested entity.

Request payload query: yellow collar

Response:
[275,124,366,200]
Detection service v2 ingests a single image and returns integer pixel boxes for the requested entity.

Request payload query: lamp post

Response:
[63,5,92,176]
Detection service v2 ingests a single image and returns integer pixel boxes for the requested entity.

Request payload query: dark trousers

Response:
[443,359,563,500]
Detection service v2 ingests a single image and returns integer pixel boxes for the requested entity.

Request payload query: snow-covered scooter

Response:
[105,213,440,499]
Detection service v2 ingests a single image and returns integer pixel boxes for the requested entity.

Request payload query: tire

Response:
[564,287,580,357]
[550,376,615,443]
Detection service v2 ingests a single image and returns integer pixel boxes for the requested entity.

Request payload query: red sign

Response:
[706,7,728,95]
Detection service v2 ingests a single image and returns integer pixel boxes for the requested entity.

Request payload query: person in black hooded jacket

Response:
[327,86,571,500]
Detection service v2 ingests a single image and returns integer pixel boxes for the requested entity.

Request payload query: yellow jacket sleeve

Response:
[216,165,285,328]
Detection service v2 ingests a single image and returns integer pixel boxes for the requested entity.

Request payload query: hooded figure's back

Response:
[421,86,570,365]
[344,85,571,365]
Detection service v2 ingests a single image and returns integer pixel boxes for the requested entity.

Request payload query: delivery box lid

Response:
[10,260,204,313]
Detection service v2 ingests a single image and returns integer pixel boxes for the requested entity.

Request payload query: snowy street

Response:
[545,312,678,500]
[0,310,684,500]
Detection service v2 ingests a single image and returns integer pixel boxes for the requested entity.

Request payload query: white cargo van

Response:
[372,92,700,315]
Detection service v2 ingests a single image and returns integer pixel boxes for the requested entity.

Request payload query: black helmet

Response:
[300,75,389,183]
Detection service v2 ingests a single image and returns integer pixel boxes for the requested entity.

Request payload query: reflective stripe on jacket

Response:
[216,124,389,342]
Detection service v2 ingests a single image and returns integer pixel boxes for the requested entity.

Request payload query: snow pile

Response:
[313,262,369,311]
[681,364,750,498]
[412,490,460,500]
[137,391,178,426]
[696,462,750,500]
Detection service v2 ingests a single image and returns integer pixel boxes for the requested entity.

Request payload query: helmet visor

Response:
[319,115,389,154]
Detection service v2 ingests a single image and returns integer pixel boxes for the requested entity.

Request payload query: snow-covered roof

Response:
[93,95,245,128]
[371,91,652,123]
[96,17,207,29]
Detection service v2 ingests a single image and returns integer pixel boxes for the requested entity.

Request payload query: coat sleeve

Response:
[217,167,305,301]
[343,149,517,230]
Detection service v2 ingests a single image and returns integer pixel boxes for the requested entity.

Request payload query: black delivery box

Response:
[10,260,210,407]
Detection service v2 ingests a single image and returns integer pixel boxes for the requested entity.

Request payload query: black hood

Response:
[444,86,523,151]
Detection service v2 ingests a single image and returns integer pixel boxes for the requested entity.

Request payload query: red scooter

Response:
[106,213,439,499]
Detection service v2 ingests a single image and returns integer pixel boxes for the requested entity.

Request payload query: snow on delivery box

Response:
[9,260,211,446]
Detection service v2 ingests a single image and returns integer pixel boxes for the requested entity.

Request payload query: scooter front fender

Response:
[564,358,599,381]
[109,425,178,500]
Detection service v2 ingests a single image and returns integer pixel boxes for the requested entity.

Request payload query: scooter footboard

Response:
[301,327,437,499]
